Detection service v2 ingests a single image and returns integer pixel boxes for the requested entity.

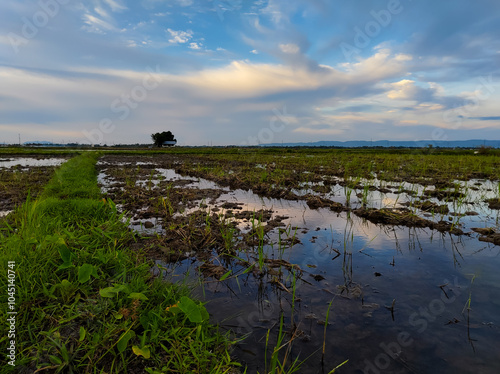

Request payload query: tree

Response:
[151,131,176,147]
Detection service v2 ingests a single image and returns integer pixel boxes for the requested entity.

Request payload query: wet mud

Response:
[96,153,500,374]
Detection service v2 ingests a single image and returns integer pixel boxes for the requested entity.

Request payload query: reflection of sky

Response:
[0,157,66,169]
[161,185,500,373]
[100,163,500,373]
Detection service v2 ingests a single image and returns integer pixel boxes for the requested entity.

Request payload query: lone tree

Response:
[151,131,176,147]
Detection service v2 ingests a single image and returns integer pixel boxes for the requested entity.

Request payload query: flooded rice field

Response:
[0,155,69,215]
[97,153,500,374]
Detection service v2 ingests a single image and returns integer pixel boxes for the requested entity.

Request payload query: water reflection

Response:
[0,157,67,169]
[99,163,500,373]
[150,190,500,373]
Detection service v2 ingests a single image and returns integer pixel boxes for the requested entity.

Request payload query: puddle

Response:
[158,191,500,374]
[98,156,500,374]
[1,156,67,211]
[291,176,500,234]
[0,157,67,169]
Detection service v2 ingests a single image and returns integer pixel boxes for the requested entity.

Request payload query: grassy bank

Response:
[0,153,238,373]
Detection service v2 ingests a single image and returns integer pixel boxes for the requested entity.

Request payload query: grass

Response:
[0,153,239,373]
[166,147,500,185]
[4,146,494,372]
[262,314,302,374]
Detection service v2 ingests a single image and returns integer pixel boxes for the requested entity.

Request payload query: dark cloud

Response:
[469,116,500,121]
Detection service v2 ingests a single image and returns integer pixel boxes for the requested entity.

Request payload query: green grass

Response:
[0,153,239,373]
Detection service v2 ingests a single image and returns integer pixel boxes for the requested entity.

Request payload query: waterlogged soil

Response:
[97,153,500,374]
[0,156,68,214]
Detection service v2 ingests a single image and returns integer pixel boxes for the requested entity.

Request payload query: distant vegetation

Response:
[151,131,176,147]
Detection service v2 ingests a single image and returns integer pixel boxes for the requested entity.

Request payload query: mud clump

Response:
[0,166,56,210]
[198,262,228,279]
[423,189,465,202]
[478,235,500,245]
[402,201,449,214]
[354,207,463,235]
[304,194,344,212]
[485,199,500,210]
[221,202,244,210]
[311,185,331,193]
[472,227,500,246]
[472,227,496,235]
[251,184,299,201]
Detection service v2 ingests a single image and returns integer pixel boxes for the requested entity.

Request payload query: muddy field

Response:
[0,155,69,215]
[96,152,500,374]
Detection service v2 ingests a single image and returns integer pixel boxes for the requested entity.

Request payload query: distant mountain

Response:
[23,141,54,145]
[262,139,500,148]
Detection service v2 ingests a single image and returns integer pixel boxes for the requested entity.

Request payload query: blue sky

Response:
[1,0,499,145]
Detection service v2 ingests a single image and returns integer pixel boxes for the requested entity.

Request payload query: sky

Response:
[1,0,500,146]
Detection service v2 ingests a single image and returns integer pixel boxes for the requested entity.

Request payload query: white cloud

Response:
[189,42,202,50]
[385,79,455,109]
[3,46,497,145]
[94,6,109,18]
[259,0,288,25]
[167,28,193,44]
[394,53,413,61]
[173,50,414,100]
[387,79,420,100]
[250,49,259,54]
[103,0,128,12]
[177,0,193,6]
[0,35,12,45]
[279,43,300,54]
[82,14,117,33]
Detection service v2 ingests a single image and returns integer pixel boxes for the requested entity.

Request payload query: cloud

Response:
[2,55,499,146]
[94,6,110,19]
[188,42,202,50]
[387,79,435,101]
[103,0,128,12]
[0,35,12,45]
[0,49,413,144]
[385,79,464,110]
[279,43,299,54]
[468,116,500,121]
[167,28,193,44]
[293,126,344,136]
[176,0,194,6]
[2,0,500,145]
[82,14,117,33]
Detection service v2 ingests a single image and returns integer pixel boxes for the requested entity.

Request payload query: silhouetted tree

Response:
[151,131,176,147]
